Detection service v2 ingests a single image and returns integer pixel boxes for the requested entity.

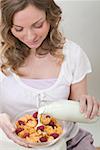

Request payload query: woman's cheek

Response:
[40,24,50,37]
[11,29,23,41]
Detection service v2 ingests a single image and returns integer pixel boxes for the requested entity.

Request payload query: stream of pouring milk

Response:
[35,108,44,128]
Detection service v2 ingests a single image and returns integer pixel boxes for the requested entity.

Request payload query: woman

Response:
[0,0,100,149]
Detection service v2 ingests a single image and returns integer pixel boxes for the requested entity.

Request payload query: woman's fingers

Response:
[10,134,28,147]
[1,120,29,147]
[89,97,98,119]
[0,113,15,132]
[85,95,93,118]
[79,95,100,119]
[79,95,87,113]
[79,95,93,118]
[5,122,15,132]
[97,101,100,116]
[0,114,32,148]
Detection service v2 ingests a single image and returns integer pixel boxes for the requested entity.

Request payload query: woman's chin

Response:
[26,43,40,49]
[26,40,42,49]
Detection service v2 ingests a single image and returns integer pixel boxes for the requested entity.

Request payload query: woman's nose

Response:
[25,29,37,41]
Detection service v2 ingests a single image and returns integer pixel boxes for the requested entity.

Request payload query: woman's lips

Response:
[26,39,40,45]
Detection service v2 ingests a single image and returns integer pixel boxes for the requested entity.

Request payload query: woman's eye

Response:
[34,22,44,28]
[14,28,23,32]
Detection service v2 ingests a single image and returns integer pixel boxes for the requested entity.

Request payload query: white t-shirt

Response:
[0,40,92,141]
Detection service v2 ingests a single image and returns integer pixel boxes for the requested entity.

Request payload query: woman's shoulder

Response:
[0,64,8,82]
[63,39,83,56]
[0,59,11,82]
[0,70,6,82]
[62,39,91,67]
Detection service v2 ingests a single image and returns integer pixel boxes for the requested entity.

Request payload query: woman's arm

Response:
[69,76,100,119]
[69,76,88,100]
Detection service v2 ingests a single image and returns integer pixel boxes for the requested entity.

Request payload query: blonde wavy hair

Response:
[0,0,65,75]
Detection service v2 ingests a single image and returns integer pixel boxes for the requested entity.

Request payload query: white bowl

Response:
[13,108,67,148]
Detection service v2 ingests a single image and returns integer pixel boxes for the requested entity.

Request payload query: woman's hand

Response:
[0,113,30,148]
[78,95,100,119]
[98,101,100,115]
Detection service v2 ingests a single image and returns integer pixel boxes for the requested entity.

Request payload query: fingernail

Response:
[85,114,88,118]
[90,116,93,119]
[12,128,15,132]
[98,112,100,116]
[80,109,83,113]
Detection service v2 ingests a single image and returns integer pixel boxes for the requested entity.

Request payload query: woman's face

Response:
[11,5,50,49]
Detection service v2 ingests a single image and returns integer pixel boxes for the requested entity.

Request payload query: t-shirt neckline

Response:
[12,60,65,93]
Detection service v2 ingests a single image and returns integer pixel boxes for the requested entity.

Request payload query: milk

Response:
[38,100,98,123]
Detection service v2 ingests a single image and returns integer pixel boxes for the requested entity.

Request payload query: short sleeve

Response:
[0,71,6,82]
[70,43,92,84]
[0,58,6,82]
[0,100,3,113]
[0,72,3,113]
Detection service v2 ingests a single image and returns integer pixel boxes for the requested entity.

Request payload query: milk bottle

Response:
[38,100,98,123]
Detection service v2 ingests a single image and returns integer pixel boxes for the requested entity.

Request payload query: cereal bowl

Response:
[13,108,67,148]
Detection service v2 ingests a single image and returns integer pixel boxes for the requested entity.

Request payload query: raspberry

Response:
[27,119,32,122]
[39,137,47,142]
[50,133,59,139]
[15,128,24,135]
[46,115,50,118]
[37,125,44,131]
[18,120,25,125]
[49,121,55,127]
[33,112,38,118]
[23,133,30,138]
